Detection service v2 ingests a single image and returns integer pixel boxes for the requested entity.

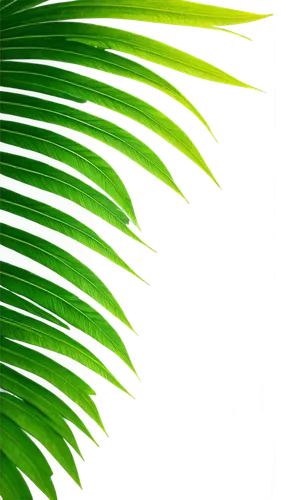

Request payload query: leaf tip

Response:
[135,217,144,232]
[180,194,192,207]
[136,374,144,385]
[128,325,141,340]
[144,242,160,255]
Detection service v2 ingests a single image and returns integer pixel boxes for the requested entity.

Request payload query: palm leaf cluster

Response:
[0,2,270,499]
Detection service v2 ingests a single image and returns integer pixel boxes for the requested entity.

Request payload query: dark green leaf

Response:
[0,363,99,450]
[0,262,137,374]
[0,393,81,487]
[0,288,70,329]
[0,451,33,500]
[0,302,137,401]
[0,188,154,286]
[0,414,57,500]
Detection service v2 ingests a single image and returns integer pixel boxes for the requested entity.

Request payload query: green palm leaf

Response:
[0,337,105,432]
[0,393,81,487]
[0,364,95,451]
[0,414,57,500]
[0,451,33,500]
[0,1,270,28]
[0,187,144,279]
[0,38,215,137]
[0,286,69,328]
[0,305,130,394]
[0,223,134,328]
[0,124,138,226]
[1,63,220,190]
[0,22,261,89]
[0,262,136,374]
[1,61,215,181]
[0,1,270,498]
[1,87,142,228]
[0,150,145,241]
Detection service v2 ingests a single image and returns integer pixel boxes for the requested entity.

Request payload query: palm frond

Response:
[0,1,270,498]
[0,187,144,278]
[0,1,271,27]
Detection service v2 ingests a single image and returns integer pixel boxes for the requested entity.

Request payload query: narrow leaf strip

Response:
[0,286,68,328]
[0,363,94,450]
[0,222,133,329]
[0,414,57,500]
[0,393,81,487]
[0,188,144,281]
[0,305,131,395]
[0,91,138,225]
[0,38,215,137]
[0,1,271,30]
[0,337,106,432]
[0,61,194,198]
[1,63,221,189]
[0,451,33,500]
[0,23,261,89]
[0,262,137,374]
[0,149,145,245]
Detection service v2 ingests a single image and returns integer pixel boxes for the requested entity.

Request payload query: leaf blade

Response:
[0,363,94,450]
[0,22,261,90]
[0,85,138,224]
[0,305,131,395]
[0,393,81,487]
[0,61,196,199]
[0,414,57,500]
[0,149,144,245]
[0,37,215,137]
[0,187,144,281]
[1,68,221,189]
[0,286,68,329]
[0,337,106,432]
[1,1,271,29]
[0,451,33,500]
[0,222,134,329]
[0,261,137,374]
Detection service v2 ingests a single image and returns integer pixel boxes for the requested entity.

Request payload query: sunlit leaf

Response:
[0,38,215,137]
[0,2,270,498]
[1,1,271,29]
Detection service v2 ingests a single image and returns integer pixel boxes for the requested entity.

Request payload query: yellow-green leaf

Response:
[0,0,275,29]
[0,37,215,137]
